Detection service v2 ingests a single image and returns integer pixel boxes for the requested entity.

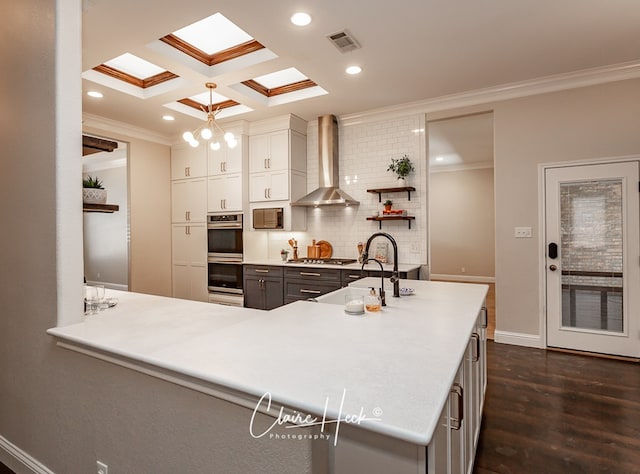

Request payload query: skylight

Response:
[253,68,308,89]
[172,13,254,55]
[104,53,166,79]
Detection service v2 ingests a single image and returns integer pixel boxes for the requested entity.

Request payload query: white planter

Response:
[396,178,407,187]
[83,188,107,204]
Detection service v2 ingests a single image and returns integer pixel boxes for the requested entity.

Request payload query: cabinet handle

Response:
[267,158,271,169]
[264,158,268,169]
[300,289,321,294]
[481,306,488,328]
[264,188,268,199]
[184,166,188,177]
[254,269,269,273]
[220,162,223,173]
[471,333,480,362]
[300,272,321,277]
[268,188,271,199]
[450,383,464,430]
[184,226,188,236]
[347,274,361,278]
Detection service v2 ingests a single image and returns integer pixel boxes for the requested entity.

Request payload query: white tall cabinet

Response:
[170,143,208,302]
[248,115,307,231]
[171,123,249,302]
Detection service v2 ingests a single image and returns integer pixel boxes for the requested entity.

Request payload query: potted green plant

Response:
[82,175,107,204]
[383,199,393,211]
[387,154,414,186]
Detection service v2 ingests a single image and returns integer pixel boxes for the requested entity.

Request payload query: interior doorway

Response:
[82,136,130,290]
[427,112,496,336]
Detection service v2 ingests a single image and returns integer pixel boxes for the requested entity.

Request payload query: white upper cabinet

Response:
[171,178,207,223]
[208,136,246,176]
[208,174,243,212]
[249,130,289,172]
[171,143,207,180]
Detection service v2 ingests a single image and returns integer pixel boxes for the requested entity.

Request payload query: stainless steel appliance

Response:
[252,207,283,229]
[207,213,243,306]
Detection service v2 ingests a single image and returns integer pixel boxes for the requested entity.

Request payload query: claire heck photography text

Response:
[249,389,383,446]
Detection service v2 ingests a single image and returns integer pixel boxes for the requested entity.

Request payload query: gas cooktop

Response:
[287,258,357,265]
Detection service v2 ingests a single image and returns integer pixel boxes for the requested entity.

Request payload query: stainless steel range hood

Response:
[292,115,359,207]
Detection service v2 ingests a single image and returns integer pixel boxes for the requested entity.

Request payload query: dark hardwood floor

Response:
[0,461,13,474]
[474,341,640,474]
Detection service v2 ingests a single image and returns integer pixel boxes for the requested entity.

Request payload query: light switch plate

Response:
[514,227,532,238]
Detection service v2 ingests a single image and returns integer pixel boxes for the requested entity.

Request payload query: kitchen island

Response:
[48,278,488,473]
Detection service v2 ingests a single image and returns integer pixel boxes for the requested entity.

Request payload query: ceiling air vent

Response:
[326,29,361,53]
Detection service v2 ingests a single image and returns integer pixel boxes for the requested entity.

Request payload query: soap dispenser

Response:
[365,287,382,312]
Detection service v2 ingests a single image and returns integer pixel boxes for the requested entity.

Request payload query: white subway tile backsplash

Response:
[291,114,427,264]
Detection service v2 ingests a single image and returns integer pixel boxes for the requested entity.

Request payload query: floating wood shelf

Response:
[366,186,416,202]
[83,203,119,213]
[366,215,415,229]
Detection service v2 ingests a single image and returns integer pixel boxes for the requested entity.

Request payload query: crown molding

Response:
[430,161,494,174]
[340,60,640,127]
[82,113,173,146]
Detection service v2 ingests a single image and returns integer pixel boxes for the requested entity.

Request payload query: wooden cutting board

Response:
[316,240,333,258]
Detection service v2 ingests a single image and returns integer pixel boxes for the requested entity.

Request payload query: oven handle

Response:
[207,223,243,229]
[208,257,243,264]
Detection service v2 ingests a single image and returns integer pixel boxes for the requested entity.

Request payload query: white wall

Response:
[429,167,495,279]
[492,79,640,339]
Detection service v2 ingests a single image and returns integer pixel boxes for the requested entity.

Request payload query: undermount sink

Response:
[315,286,375,305]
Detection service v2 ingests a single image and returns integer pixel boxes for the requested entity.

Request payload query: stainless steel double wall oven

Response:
[207,213,243,306]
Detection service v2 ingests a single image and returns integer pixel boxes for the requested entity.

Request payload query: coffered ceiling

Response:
[82,0,640,142]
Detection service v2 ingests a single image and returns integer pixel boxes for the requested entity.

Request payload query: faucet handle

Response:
[389,273,399,283]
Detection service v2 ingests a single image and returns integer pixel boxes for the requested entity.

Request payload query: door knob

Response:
[549,264,557,271]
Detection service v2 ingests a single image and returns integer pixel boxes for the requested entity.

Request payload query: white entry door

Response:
[545,161,640,358]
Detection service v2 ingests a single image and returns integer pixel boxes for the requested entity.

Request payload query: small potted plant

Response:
[383,199,393,211]
[280,248,289,261]
[82,175,107,204]
[387,154,414,186]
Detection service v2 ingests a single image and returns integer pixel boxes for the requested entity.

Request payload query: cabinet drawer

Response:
[284,280,341,301]
[341,269,367,286]
[284,267,341,282]
[244,265,284,278]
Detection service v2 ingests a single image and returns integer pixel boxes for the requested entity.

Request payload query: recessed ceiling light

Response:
[162,115,175,121]
[435,156,444,162]
[87,91,103,98]
[345,65,362,75]
[291,12,312,26]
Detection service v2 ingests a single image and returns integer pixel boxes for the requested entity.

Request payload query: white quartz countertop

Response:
[47,278,486,446]
[243,258,421,273]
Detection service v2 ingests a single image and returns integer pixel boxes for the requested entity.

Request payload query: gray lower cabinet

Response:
[284,267,342,304]
[341,269,366,287]
[342,268,419,287]
[243,265,283,310]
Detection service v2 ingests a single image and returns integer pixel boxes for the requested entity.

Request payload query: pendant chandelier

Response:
[182,82,237,150]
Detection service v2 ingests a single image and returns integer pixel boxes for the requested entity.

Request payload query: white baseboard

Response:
[429,274,495,283]
[494,330,544,349]
[0,435,54,474]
